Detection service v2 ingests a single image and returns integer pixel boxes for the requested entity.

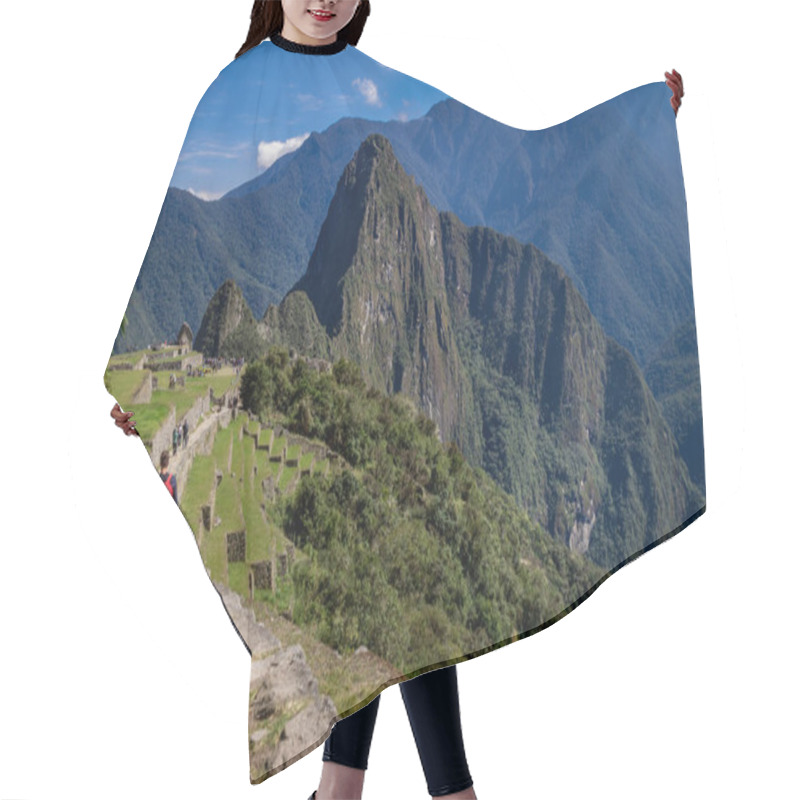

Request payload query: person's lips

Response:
[308,9,335,21]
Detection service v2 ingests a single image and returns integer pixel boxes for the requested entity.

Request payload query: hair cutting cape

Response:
[104,32,705,784]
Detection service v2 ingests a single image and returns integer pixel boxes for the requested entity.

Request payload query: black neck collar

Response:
[270,31,348,55]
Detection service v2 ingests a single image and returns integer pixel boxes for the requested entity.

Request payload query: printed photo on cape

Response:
[103,30,705,785]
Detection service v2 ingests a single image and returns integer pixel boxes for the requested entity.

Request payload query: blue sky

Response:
[169,42,449,200]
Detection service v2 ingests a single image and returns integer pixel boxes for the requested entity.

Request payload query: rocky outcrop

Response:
[212,582,338,783]
[248,645,338,780]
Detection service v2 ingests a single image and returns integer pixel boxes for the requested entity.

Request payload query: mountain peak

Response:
[291,133,427,334]
[343,133,417,200]
[195,279,259,358]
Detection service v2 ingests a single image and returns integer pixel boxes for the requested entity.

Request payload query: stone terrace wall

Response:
[130,371,152,405]
[168,407,233,507]
[107,354,146,371]
[182,390,212,434]
[149,406,176,467]
[148,389,215,469]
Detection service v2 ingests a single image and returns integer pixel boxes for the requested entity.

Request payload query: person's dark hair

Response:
[160,450,170,470]
[236,1,371,59]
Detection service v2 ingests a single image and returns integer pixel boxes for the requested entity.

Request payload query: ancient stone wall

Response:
[149,407,176,468]
[106,354,146,371]
[180,390,211,436]
[130,370,152,405]
[284,433,326,459]
[227,530,246,563]
[251,560,273,593]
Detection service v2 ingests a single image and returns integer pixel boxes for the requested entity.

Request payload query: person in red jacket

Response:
[158,450,178,505]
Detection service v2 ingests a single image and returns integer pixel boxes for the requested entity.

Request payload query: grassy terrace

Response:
[313,457,329,475]
[106,348,148,368]
[181,408,393,743]
[190,413,288,602]
[103,354,240,443]
[201,419,240,584]
[180,453,216,543]
[103,368,151,408]
[257,426,273,449]
[278,463,297,492]
[182,409,337,615]
[270,435,286,460]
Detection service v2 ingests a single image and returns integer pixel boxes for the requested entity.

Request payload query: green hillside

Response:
[230,347,604,672]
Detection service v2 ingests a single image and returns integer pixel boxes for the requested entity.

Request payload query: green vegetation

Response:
[241,434,270,564]
[107,348,147,368]
[644,319,705,493]
[237,347,604,672]
[228,561,250,599]
[122,401,172,444]
[277,464,297,492]
[271,436,286,457]
[180,453,215,541]
[103,349,239,445]
[257,427,273,449]
[103,368,151,408]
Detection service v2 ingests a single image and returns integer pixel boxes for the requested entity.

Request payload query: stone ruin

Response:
[226,530,246,563]
[176,321,193,354]
[261,476,277,502]
[243,543,297,600]
[250,560,272,594]
[288,351,333,374]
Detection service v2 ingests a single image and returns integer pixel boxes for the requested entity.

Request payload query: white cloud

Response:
[257,133,311,171]
[186,188,225,202]
[353,77,382,107]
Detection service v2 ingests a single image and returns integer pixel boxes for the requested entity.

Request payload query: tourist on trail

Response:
[159,450,178,505]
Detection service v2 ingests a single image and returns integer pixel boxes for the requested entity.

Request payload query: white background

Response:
[1,1,796,798]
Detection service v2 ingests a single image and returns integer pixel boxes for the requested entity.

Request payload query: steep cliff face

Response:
[644,318,706,494]
[434,199,701,564]
[221,134,701,566]
[292,134,468,443]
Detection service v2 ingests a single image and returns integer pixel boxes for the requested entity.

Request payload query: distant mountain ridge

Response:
[116,86,695,371]
[199,133,703,568]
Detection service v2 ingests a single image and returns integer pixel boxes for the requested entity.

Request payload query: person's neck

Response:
[271,28,347,56]
[280,20,337,47]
